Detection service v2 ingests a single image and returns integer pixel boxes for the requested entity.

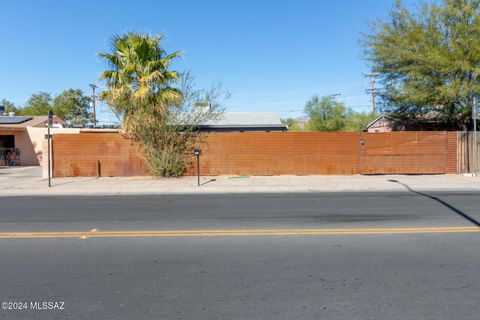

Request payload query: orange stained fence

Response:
[52,132,147,177]
[52,131,457,177]
[359,131,457,174]
[185,132,361,176]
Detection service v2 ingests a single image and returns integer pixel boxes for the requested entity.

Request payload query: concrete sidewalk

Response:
[0,167,479,196]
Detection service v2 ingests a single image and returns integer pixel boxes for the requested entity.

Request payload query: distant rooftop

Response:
[0,116,33,125]
[199,112,287,132]
[0,115,65,129]
[202,112,282,126]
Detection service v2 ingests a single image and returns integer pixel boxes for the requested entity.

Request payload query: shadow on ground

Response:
[388,179,480,227]
[201,179,217,186]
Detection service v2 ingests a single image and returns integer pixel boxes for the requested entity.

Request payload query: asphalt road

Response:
[0,192,479,319]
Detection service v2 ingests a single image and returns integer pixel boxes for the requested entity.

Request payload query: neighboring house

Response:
[365,114,397,133]
[365,113,461,133]
[198,112,287,132]
[0,111,66,166]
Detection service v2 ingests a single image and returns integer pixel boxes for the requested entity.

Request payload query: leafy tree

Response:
[304,96,348,131]
[53,89,92,125]
[0,99,19,114]
[363,0,480,129]
[345,111,377,132]
[22,92,53,115]
[281,117,303,132]
[175,70,229,119]
[99,32,225,176]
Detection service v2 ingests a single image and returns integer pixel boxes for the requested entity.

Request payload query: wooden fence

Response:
[457,131,480,175]
[52,131,458,177]
[184,132,361,176]
[359,132,457,175]
[52,132,147,177]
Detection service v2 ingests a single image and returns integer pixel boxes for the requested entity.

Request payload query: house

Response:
[365,113,462,133]
[365,114,396,133]
[197,112,287,132]
[0,107,66,166]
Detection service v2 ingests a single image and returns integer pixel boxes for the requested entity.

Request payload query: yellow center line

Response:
[0,227,478,239]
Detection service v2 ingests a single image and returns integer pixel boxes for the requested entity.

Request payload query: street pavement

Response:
[0,192,479,319]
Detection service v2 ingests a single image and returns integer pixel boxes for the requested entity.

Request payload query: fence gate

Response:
[359,132,450,175]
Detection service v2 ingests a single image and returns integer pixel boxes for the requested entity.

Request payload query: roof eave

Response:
[0,126,28,131]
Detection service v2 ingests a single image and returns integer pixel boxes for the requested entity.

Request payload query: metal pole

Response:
[473,96,478,176]
[90,84,97,126]
[197,155,200,186]
[47,110,52,187]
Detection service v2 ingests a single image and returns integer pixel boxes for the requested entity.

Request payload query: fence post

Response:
[473,97,478,176]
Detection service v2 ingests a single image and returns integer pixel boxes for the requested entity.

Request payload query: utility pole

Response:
[366,74,379,114]
[89,84,97,127]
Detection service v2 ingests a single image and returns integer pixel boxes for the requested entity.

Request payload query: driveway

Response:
[0,166,42,178]
[0,166,43,191]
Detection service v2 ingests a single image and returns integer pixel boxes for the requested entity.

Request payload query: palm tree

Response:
[98,32,182,130]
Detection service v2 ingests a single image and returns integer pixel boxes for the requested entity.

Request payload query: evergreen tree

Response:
[363,0,480,129]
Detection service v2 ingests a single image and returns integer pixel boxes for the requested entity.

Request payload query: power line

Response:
[341,82,367,98]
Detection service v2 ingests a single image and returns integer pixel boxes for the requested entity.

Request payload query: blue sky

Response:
[1,0,417,123]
